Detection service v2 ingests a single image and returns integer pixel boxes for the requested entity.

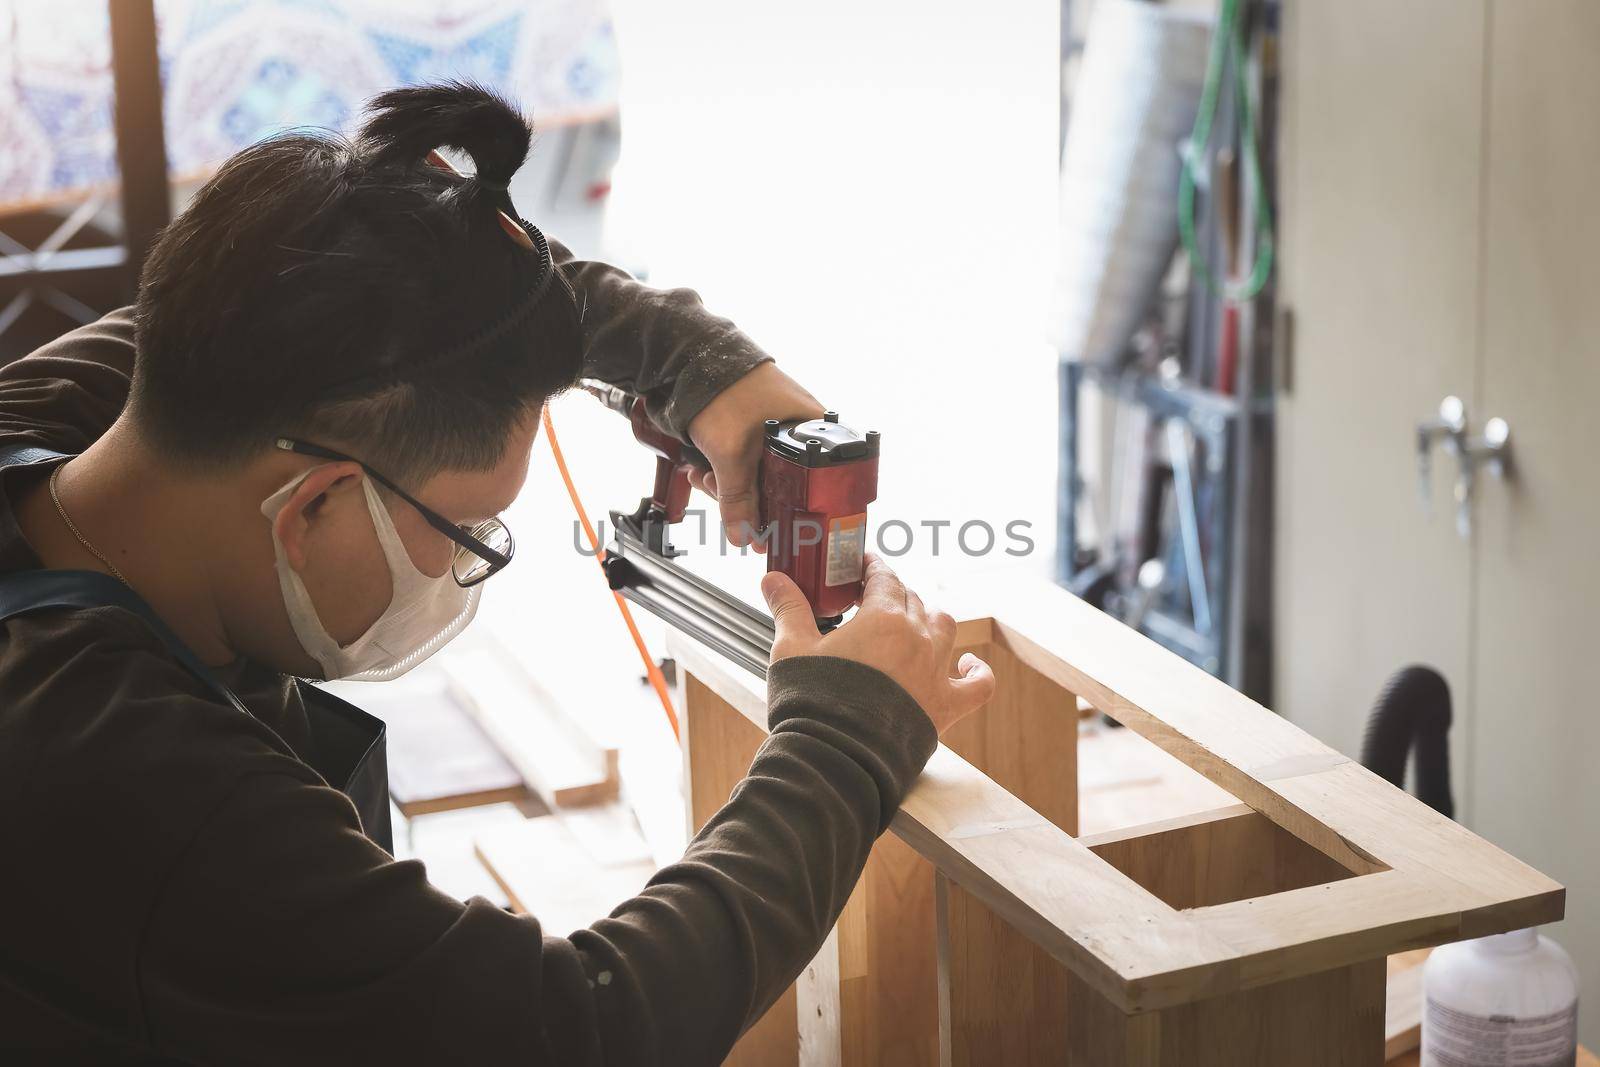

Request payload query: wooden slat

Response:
[1065,968,1160,1067]
[444,645,620,810]
[682,675,800,1067]
[933,641,1080,1063]
[1185,958,1385,1066]
[1067,959,1385,1066]
[940,641,1078,836]
[839,830,940,1066]
[1078,726,1237,838]
[1268,761,1565,937]
[473,806,654,935]
[798,926,842,1067]
[938,874,1069,1065]
[328,672,532,819]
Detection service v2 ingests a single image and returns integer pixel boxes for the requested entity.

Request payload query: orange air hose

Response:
[541,406,681,743]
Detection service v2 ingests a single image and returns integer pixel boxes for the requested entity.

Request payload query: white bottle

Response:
[1422,927,1579,1066]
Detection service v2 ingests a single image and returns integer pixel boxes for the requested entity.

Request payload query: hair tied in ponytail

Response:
[361,81,532,209]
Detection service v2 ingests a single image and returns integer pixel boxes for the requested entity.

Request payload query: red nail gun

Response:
[582,381,879,676]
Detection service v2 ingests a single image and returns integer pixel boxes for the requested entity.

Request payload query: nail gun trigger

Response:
[682,443,710,471]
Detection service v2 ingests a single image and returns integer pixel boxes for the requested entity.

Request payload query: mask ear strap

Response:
[356,473,437,582]
[260,471,345,677]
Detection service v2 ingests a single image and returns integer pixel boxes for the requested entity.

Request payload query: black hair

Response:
[126,81,582,486]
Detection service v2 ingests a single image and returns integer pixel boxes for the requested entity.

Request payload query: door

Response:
[1474,0,1600,1047]
[1280,0,1600,1048]
[1275,0,1486,779]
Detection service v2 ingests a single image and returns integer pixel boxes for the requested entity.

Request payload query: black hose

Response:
[1359,665,1455,819]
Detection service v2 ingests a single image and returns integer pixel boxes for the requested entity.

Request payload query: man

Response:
[0,83,994,1064]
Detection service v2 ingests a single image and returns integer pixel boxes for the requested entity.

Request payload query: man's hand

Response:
[686,363,823,550]
[762,554,996,736]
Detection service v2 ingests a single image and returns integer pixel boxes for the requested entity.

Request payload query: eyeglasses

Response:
[275,438,514,587]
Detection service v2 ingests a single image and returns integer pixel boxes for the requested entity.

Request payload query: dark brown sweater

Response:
[0,251,935,1065]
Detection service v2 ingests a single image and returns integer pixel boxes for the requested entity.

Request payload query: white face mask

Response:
[261,470,481,682]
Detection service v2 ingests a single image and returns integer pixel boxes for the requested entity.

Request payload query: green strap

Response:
[1179,0,1275,303]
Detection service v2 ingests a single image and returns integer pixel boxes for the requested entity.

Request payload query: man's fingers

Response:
[687,460,769,554]
[761,570,821,657]
[948,652,997,716]
[716,475,765,553]
[859,553,908,614]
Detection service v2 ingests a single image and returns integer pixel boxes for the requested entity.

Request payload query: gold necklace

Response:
[48,465,129,586]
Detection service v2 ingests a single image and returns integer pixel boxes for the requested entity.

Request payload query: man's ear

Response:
[272,463,364,573]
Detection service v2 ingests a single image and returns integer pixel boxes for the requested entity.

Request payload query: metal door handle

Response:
[1453,416,1512,538]
[1416,396,1467,514]
[1417,398,1511,538]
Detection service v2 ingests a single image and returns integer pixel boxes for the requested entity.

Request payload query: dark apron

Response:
[0,448,393,853]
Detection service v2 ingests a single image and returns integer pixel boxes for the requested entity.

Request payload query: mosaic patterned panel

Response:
[0,0,621,208]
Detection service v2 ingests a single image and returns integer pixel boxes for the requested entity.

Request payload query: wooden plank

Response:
[797,927,842,1067]
[473,806,654,936]
[328,670,532,819]
[940,641,1077,836]
[444,644,620,810]
[935,875,951,1067]
[683,675,799,1067]
[933,641,1077,1064]
[1157,958,1386,1066]
[1065,967,1160,1067]
[1068,959,1385,1066]
[685,638,1079,1063]
[938,874,1069,1065]
[900,753,1231,1014]
[839,831,940,1066]
[1267,762,1565,939]
[1078,726,1237,838]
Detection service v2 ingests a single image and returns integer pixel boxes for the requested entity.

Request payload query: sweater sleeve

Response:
[0,305,137,454]
[552,238,774,439]
[136,656,935,1066]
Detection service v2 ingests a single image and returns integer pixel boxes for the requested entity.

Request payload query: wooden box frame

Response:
[670,575,1563,1066]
